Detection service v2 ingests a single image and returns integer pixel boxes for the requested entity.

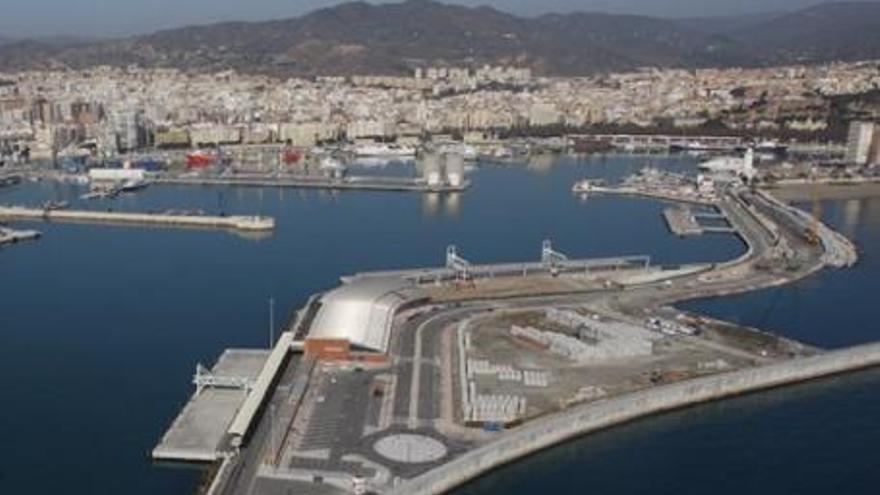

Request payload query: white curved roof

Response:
[308,276,425,353]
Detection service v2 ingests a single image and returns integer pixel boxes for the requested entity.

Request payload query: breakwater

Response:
[389,342,880,495]
[0,205,275,232]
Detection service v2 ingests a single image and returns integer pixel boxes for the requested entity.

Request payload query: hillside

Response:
[728,2,880,64]
[0,0,878,76]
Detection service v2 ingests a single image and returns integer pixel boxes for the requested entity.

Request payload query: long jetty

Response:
[0,206,275,232]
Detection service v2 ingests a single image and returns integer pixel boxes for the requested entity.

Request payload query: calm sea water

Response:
[0,155,876,494]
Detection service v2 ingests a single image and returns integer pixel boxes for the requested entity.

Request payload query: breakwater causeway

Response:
[391,342,880,495]
[0,205,275,232]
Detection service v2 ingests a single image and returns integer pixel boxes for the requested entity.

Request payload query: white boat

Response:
[354,143,417,158]
[572,179,604,194]
[119,178,149,192]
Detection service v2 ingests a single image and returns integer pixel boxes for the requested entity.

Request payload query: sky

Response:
[0,0,874,38]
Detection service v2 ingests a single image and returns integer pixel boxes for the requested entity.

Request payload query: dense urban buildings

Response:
[846,121,880,165]
[1,60,878,163]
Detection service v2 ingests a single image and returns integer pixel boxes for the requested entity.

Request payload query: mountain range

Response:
[0,0,878,76]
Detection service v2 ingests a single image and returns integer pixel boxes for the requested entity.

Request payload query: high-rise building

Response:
[845,121,875,165]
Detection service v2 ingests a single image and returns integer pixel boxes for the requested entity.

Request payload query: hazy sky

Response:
[1,0,873,38]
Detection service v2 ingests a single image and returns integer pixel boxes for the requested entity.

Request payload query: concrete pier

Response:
[152,349,271,462]
[0,206,275,232]
[664,207,735,236]
[663,207,702,236]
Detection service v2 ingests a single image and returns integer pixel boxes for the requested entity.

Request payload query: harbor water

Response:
[0,155,877,494]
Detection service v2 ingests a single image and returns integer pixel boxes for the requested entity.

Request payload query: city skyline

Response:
[2,0,878,39]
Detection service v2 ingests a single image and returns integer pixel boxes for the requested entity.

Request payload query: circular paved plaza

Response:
[373,434,448,464]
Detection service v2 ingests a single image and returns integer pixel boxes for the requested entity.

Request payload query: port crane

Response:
[541,239,569,275]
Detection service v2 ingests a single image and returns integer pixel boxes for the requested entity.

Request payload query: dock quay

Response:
[153,175,470,193]
[0,226,40,245]
[0,206,275,232]
[663,207,736,236]
[347,252,653,285]
[152,349,271,462]
[663,207,702,236]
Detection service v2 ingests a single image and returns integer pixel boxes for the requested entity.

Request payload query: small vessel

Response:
[354,143,417,158]
[119,178,149,192]
[572,179,605,194]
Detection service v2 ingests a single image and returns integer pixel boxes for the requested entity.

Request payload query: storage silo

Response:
[445,153,465,188]
[422,153,443,187]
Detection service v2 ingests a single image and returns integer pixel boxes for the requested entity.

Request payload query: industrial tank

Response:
[422,153,443,187]
[444,153,465,188]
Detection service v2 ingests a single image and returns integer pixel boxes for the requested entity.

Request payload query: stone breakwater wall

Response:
[388,342,880,495]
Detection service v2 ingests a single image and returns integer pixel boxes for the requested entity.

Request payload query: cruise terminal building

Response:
[304,276,427,360]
